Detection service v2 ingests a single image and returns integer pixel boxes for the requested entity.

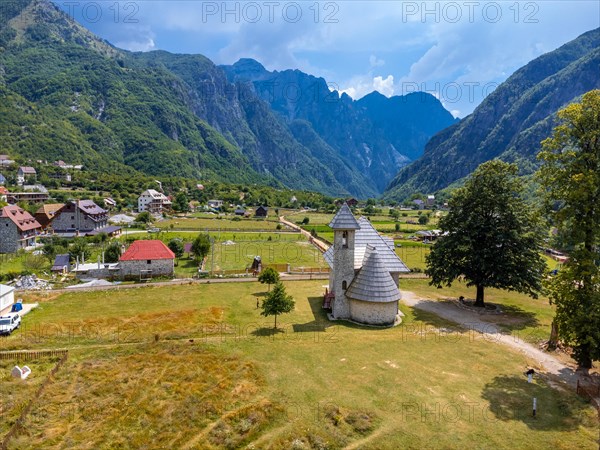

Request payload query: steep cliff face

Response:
[222,60,458,192]
[385,28,600,200]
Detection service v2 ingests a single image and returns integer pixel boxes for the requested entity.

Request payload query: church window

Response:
[342,231,348,248]
[342,280,347,290]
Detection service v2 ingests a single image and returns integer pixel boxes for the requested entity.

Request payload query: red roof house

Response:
[119,240,175,279]
[0,205,42,253]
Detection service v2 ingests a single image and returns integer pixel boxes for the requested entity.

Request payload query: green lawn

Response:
[399,278,558,346]
[157,216,280,231]
[4,281,597,448]
[120,232,325,275]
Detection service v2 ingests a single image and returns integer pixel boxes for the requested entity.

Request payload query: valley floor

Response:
[1,280,598,449]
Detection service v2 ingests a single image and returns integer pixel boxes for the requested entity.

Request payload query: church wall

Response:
[349,299,398,326]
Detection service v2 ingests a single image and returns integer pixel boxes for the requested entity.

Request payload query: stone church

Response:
[323,203,409,326]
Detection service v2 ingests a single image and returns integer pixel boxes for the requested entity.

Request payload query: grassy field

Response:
[157,217,280,231]
[121,232,325,276]
[2,281,597,449]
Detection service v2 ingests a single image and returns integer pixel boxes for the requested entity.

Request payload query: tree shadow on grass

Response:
[409,304,464,330]
[480,375,597,431]
[250,327,285,337]
[251,292,268,298]
[482,304,541,332]
[293,296,336,333]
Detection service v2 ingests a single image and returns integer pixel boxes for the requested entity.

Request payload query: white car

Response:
[0,313,21,335]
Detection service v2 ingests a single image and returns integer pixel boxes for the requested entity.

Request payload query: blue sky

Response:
[53,1,600,117]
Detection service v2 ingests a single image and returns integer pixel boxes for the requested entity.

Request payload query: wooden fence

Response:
[0,349,68,361]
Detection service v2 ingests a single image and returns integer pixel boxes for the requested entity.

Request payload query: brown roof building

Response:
[0,205,42,253]
[35,203,65,230]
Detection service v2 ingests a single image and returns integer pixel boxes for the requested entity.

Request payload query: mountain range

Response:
[0,0,456,198]
[384,28,600,200]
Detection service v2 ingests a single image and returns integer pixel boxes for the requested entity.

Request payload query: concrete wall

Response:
[120,259,174,279]
[349,299,398,326]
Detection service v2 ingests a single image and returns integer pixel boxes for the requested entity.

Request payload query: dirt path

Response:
[401,291,580,388]
[279,216,330,253]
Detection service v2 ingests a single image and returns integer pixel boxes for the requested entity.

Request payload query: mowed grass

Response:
[120,232,325,275]
[157,217,279,231]
[400,278,557,346]
[3,281,598,449]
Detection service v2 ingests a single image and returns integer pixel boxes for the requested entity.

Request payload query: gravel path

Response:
[401,291,580,388]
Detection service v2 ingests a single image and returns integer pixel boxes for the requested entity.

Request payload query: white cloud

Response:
[373,75,394,96]
[114,38,156,52]
[341,74,395,99]
[369,55,385,67]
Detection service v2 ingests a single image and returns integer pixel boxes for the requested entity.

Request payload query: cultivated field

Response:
[2,280,597,449]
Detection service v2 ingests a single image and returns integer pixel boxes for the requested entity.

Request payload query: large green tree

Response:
[260,282,295,329]
[426,160,546,306]
[191,233,211,264]
[537,90,600,368]
[258,267,280,292]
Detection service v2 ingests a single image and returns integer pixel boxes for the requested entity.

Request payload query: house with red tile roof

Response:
[0,205,42,253]
[119,240,175,279]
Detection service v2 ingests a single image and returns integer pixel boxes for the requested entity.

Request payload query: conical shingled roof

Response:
[328,203,360,230]
[346,245,402,303]
[354,217,409,273]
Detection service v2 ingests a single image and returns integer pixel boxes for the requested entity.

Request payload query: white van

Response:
[0,313,21,335]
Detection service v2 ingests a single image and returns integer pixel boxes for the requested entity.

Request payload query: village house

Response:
[0,173,6,185]
[413,199,425,209]
[54,160,82,170]
[207,199,224,209]
[0,205,42,253]
[0,155,14,167]
[138,189,171,214]
[51,254,71,274]
[17,167,36,185]
[255,206,268,217]
[34,203,65,230]
[426,195,435,207]
[0,187,8,202]
[323,203,410,326]
[7,185,50,204]
[103,198,117,209]
[119,240,175,280]
[234,207,246,216]
[0,284,15,312]
[51,200,108,235]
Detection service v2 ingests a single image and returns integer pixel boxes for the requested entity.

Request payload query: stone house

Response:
[17,166,36,185]
[51,200,108,234]
[34,203,65,230]
[0,205,42,253]
[323,203,409,326]
[119,240,175,280]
